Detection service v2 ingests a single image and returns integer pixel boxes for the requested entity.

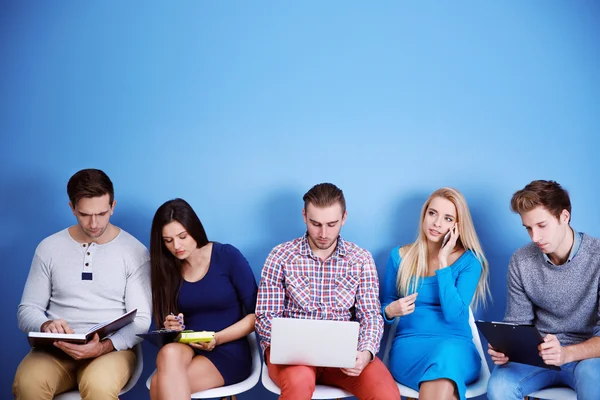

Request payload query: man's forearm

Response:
[564,336,600,363]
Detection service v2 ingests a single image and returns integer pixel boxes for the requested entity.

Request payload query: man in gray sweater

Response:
[487,180,600,400]
[13,169,152,400]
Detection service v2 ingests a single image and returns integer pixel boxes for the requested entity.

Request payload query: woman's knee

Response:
[421,378,455,391]
[156,343,192,368]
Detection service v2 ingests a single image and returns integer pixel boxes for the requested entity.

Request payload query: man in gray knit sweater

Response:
[487,180,600,399]
[12,169,152,400]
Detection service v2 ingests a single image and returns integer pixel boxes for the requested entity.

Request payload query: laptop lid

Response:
[270,318,359,368]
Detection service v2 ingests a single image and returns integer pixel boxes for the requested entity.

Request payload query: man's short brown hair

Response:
[303,183,346,214]
[510,180,571,221]
[67,169,114,206]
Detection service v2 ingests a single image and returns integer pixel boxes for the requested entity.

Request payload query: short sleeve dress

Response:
[177,242,258,385]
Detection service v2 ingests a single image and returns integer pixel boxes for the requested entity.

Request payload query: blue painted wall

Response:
[1,2,599,398]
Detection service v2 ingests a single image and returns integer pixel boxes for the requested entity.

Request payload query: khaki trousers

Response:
[13,347,135,400]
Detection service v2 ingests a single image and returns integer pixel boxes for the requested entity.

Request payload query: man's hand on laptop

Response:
[488,343,509,365]
[341,350,371,376]
[538,334,566,366]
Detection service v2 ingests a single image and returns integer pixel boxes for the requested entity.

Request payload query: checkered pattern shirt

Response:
[255,234,383,356]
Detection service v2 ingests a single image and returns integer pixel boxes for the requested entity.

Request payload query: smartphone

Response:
[441,230,451,247]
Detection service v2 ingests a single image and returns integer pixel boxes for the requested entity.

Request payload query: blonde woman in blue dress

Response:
[381,187,490,400]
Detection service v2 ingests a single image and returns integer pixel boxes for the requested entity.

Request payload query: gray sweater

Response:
[505,233,600,345]
[17,228,152,351]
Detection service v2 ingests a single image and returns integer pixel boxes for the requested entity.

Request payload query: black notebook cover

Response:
[137,330,181,348]
[476,320,560,370]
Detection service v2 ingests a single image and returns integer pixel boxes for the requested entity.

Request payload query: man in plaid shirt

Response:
[256,183,400,399]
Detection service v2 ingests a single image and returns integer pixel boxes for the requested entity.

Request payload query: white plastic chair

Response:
[261,359,353,400]
[525,386,577,400]
[54,343,143,400]
[382,308,490,398]
[145,332,261,399]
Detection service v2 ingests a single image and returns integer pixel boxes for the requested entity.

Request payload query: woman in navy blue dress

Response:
[149,198,258,400]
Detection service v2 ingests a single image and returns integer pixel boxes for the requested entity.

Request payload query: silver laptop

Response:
[270,318,359,368]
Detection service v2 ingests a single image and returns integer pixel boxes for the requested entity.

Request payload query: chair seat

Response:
[145,332,260,399]
[526,386,577,399]
[54,343,143,400]
[261,360,354,399]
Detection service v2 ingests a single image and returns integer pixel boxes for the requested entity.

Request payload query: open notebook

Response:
[28,308,137,347]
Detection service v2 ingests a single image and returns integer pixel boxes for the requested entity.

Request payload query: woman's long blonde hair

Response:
[396,187,490,309]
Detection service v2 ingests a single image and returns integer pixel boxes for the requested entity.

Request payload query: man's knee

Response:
[575,358,600,379]
[13,369,53,400]
[273,366,316,399]
[79,376,122,399]
[574,358,600,391]
[487,367,521,400]
[356,359,400,399]
[79,350,135,400]
[13,352,72,400]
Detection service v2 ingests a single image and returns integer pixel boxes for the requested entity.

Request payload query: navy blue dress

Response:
[177,242,258,385]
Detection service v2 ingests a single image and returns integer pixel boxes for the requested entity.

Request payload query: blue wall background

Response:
[1,1,599,399]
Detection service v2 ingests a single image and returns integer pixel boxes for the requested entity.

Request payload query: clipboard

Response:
[137,330,181,348]
[137,330,215,347]
[475,320,560,370]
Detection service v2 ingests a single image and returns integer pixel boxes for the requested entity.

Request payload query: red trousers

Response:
[265,347,400,400]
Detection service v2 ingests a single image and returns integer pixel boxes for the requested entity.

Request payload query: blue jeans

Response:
[487,359,600,400]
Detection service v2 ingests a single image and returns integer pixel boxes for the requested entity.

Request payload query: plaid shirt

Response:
[255,234,383,356]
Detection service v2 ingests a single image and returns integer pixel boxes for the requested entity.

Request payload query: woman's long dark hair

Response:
[150,198,209,327]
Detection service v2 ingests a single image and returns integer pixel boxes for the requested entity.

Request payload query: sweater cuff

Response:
[381,304,396,324]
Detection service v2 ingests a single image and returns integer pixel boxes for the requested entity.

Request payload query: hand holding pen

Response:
[163,312,185,331]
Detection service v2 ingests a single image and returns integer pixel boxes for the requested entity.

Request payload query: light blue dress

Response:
[381,247,482,400]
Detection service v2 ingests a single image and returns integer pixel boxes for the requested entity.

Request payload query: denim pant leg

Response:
[570,358,600,400]
[487,363,561,400]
